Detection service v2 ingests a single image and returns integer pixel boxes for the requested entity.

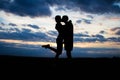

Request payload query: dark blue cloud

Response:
[92,34,107,42]
[0,26,5,30]
[74,33,90,37]
[82,19,92,24]
[74,37,104,42]
[27,24,39,29]
[111,27,120,35]
[9,23,17,26]
[111,27,120,31]
[0,22,5,26]
[55,7,66,11]
[73,0,120,14]
[0,29,53,41]
[74,33,110,42]
[116,30,120,35]
[76,20,82,24]
[14,28,21,32]
[1,25,120,42]
[76,19,92,24]
[47,30,58,36]
[87,15,94,19]
[99,30,106,34]
[0,0,119,17]
[22,28,31,32]
[107,37,120,42]
[76,15,93,24]
[74,33,120,42]
[0,0,51,17]
[92,34,104,39]
[48,0,120,14]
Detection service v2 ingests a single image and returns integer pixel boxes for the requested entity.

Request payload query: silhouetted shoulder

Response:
[67,20,73,27]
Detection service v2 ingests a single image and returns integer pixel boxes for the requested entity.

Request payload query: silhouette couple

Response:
[42,15,73,59]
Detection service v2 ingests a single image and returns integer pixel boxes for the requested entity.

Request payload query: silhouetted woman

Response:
[42,15,64,58]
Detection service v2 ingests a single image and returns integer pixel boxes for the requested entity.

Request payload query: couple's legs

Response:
[42,44,72,59]
[41,44,57,53]
[42,43,63,58]
[55,50,72,59]
[66,51,72,59]
[55,38,63,58]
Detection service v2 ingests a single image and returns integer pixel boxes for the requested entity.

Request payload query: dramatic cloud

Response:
[110,27,120,35]
[0,0,51,17]
[52,0,120,14]
[76,20,82,24]
[107,37,120,42]
[22,28,31,32]
[73,0,120,14]
[76,20,93,25]
[74,33,120,42]
[27,24,39,29]
[0,0,120,17]
[9,23,17,26]
[111,27,120,31]
[92,34,104,39]
[76,19,92,24]
[74,33,107,42]
[74,33,90,37]
[74,37,104,42]
[74,33,119,42]
[0,22,5,26]
[76,14,93,24]
[0,26,5,30]
[82,19,92,24]
[47,31,58,36]
[0,29,53,41]
[113,1,120,8]
[116,30,120,35]
[99,30,106,34]
[87,15,94,19]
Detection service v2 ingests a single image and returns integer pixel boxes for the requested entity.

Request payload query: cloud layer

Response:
[0,23,120,42]
[0,41,120,58]
[110,27,120,35]
[74,33,120,42]
[0,0,120,17]
[0,0,51,17]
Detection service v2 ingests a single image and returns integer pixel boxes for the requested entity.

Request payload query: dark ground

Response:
[0,55,120,67]
[0,55,120,76]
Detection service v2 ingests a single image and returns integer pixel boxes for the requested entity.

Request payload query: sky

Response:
[0,0,120,58]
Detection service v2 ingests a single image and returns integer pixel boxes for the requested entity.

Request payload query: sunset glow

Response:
[0,39,120,49]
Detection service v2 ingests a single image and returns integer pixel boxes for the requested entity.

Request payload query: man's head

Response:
[55,15,61,22]
[62,15,69,22]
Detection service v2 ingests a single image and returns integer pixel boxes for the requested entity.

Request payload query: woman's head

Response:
[55,15,61,22]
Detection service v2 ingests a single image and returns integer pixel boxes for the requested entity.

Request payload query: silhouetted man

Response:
[62,15,73,59]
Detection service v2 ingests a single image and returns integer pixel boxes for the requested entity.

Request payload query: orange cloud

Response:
[110,18,120,20]
[101,17,120,21]
[0,39,56,47]
[74,42,120,48]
